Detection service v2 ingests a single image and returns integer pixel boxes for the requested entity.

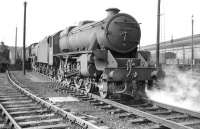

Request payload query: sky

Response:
[0,0,200,47]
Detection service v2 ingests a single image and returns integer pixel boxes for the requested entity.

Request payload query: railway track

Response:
[0,71,109,129]
[29,71,200,129]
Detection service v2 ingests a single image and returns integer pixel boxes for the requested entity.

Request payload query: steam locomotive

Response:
[28,8,160,99]
[0,41,10,72]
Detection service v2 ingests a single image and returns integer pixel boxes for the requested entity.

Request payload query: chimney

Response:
[106,8,120,17]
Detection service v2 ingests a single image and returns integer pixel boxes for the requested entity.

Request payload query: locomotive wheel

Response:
[84,79,93,93]
[74,77,83,89]
[64,78,72,85]
[98,79,108,98]
[57,74,63,82]
[136,81,146,99]
[147,80,154,90]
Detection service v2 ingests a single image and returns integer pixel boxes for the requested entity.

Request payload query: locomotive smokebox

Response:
[106,8,120,17]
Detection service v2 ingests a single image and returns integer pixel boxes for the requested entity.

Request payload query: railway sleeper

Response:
[0,92,24,94]
[150,110,172,115]
[14,113,56,121]
[128,103,151,108]
[1,100,33,104]
[93,102,108,106]
[100,105,114,110]
[0,97,29,101]
[3,103,37,108]
[0,95,25,98]
[81,97,93,101]
[22,123,70,129]
[6,106,42,112]
[180,120,200,126]
[9,109,50,116]
[0,91,16,94]
[147,125,165,129]
[164,114,188,120]
[18,118,63,127]
[110,109,126,114]
[118,113,137,119]
[129,117,150,124]
[141,106,160,111]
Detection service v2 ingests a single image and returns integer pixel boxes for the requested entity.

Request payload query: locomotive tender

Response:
[30,8,159,98]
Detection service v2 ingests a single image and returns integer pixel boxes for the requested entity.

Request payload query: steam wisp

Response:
[146,66,200,111]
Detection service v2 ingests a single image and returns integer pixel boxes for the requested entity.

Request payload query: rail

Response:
[7,71,104,129]
[47,73,194,129]
[0,104,21,129]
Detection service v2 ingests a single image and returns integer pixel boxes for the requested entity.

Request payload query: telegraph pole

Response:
[171,35,173,52]
[156,0,161,68]
[191,15,194,69]
[183,46,185,64]
[23,1,27,75]
[15,27,17,64]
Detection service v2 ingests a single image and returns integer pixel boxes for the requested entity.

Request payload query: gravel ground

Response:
[12,71,155,129]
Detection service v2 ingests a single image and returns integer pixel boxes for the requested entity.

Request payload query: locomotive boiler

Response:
[32,8,160,99]
[59,8,140,54]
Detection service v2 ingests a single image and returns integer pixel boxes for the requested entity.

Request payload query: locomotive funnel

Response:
[106,8,120,17]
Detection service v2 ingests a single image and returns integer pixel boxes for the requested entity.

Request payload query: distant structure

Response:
[141,34,200,65]
[0,41,4,45]
[9,47,22,65]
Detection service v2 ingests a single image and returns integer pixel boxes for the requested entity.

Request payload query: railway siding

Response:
[10,70,200,129]
[0,72,109,129]
[33,71,200,129]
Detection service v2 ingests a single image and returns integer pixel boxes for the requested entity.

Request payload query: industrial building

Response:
[141,34,200,65]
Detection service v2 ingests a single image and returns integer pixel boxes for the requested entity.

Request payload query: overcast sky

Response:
[0,0,200,47]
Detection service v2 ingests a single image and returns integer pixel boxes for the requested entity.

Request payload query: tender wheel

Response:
[74,77,83,89]
[98,79,108,98]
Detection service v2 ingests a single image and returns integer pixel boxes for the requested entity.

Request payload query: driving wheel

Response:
[84,79,93,93]
[98,78,109,98]
[74,77,83,89]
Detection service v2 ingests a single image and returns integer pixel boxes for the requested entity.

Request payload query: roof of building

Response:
[141,34,200,51]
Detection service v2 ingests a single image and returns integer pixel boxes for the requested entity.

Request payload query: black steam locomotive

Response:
[28,8,160,98]
[0,41,10,72]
